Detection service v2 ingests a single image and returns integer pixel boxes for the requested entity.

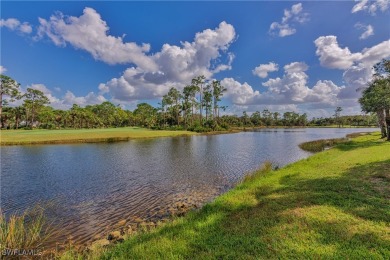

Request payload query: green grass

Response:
[95,132,389,259]
[0,127,197,145]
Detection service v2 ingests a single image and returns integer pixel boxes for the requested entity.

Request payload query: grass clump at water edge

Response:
[0,206,53,256]
[241,161,273,183]
[299,138,349,152]
[299,132,376,153]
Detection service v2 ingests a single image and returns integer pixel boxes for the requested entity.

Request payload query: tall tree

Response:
[212,80,227,121]
[334,107,343,128]
[359,78,390,139]
[250,111,262,126]
[182,85,193,128]
[359,59,390,140]
[38,106,56,129]
[167,87,182,126]
[22,88,50,128]
[12,106,25,129]
[93,101,117,127]
[133,103,157,128]
[262,109,273,126]
[192,75,206,125]
[183,84,198,126]
[0,75,21,128]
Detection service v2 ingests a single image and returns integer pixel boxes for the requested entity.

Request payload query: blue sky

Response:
[1,1,389,117]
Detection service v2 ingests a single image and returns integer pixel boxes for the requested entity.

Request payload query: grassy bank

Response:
[90,132,389,259]
[0,127,197,145]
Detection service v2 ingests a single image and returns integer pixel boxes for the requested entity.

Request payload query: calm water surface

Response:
[0,128,377,246]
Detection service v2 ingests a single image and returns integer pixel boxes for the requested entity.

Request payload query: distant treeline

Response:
[1,75,377,132]
[1,101,377,132]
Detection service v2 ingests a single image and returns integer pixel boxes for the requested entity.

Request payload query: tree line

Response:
[0,68,385,132]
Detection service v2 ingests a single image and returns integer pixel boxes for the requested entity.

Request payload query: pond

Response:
[0,128,377,247]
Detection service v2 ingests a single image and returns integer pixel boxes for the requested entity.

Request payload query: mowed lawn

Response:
[0,128,197,145]
[96,132,389,259]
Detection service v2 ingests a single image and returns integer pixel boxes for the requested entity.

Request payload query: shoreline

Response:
[0,126,377,146]
[0,127,198,146]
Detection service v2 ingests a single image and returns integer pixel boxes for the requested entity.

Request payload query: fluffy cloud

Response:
[269,3,309,37]
[252,62,279,78]
[25,84,106,109]
[0,66,7,74]
[315,35,390,100]
[99,21,236,101]
[351,0,389,15]
[222,62,342,111]
[262,62,342,105]
[309,80,343,105]
[338,64,373,99]
[314,36,390,70]
[35,8,236,102]
[358,40,390,65]
[218,62,348,118]
[0,18,32,34]
[221,78,260,105]
[36,7,156,69]
[314,36,362,69]
[63,91,106,107]
[355,23,374,40]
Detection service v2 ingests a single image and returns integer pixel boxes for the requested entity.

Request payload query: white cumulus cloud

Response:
[26,84,106,109]
[36,7,156,70]
[0,18,32,34]
[222,78,261,105]
[314,36,363,69]
[262,62,342,105]
[269,3,309,37]
[35,8,236,102]
[99,21,236,101]
[352,0,389,15]
[315,35,390,101]
[314,36,390,69]
[252,62,279,78]
[221,62,342,110]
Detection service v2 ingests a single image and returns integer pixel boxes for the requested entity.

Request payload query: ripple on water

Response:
[0,128,378,249]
